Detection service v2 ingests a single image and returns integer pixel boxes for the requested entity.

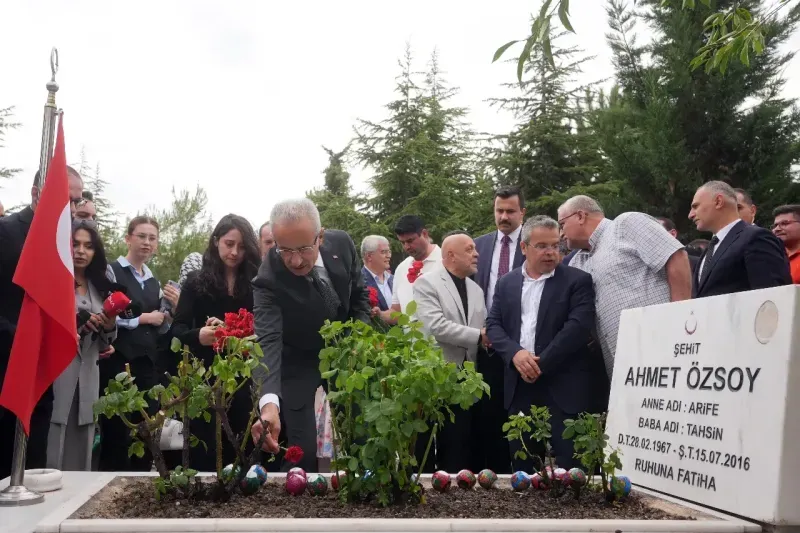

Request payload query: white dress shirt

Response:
[365,266,393,306]
[698,218,741,274]
[259,254,330,412]
[486,226,522,309]
[391,246,442,314]
[519,265,554,354]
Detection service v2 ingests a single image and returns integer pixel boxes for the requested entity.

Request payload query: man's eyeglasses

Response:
[558,212,579,229]
[772,220,799,231]
[277,235,319,259]
[373,249,391,256]
[526,242,561,251]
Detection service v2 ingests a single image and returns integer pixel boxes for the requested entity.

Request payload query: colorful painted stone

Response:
[307,473,328,496]
[410,473,420,485]
[609,475,632,497]
[248,464,268,485]
[456,469,476,489]
[543,465,555,479]
[510,471,531,491]
[566,467,587,487]
[553,467,568,482]
[239,469,261,495]
[285,473,307,496]
[431,470,451,492]
[288,467,306,480]
[331,471,346,491]
[531,472,550,490]
[477,469,497,489]
[221,463,241,482]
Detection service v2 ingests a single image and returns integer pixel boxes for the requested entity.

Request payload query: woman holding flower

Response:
[171,214,262,471]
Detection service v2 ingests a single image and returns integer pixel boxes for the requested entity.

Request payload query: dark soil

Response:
[72,477,696,521]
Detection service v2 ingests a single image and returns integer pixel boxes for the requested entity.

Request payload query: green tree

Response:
[307,145,387,250]
[110,187,213,282]
[593,0,800,232]
[75,148,118,243]
[354,47,487,244]
[489,22,612,216]
[0,106,22,183]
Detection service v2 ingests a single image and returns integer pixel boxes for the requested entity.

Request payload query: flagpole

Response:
[0,47,60,507]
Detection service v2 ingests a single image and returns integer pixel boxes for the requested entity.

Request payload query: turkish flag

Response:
[0,115,78,435]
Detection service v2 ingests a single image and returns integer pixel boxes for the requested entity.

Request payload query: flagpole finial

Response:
[47,48,59,97]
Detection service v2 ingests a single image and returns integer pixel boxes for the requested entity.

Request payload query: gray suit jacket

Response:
[413,266,486,365]
[52,279,117,426]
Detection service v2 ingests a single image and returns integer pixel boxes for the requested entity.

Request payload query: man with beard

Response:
[391,215,442,317]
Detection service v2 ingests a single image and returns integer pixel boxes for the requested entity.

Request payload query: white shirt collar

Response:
[521,264,555,282]
[314,253,324,268]
[365,266,387,280]
[714,219,741,244]
[422,245,442,263]
[117,255,153,279]
[497,225,522,243]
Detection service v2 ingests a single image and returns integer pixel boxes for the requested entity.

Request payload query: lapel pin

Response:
[333,255,339,259]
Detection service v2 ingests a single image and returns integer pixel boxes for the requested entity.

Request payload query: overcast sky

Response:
[2,1,799,229]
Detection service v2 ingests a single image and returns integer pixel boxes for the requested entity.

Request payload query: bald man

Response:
[689,180,790,298]
[0,200,5,217]
[413,232,490,472]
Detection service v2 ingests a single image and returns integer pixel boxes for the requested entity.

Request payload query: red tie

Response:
[498,234,511,278]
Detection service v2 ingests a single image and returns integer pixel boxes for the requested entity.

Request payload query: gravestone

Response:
[606,285,800,526]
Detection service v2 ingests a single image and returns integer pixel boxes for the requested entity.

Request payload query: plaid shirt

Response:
[568,213,682,378]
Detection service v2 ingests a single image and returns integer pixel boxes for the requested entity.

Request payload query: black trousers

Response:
[508,383,580,473]
[0,390,52,480]
[472,349,511,473]
[98,352,160,472]
[436,404,475,473]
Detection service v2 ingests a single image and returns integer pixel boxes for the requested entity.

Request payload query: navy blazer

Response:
[486,264,596,414]
[361,266,394,311]
[474,230,525,297]
[693,220,791,298]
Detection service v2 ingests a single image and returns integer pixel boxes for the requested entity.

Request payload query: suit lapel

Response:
[698,221,745,291]
[476,234,493,292]
[508,270,524,343]
[535,267,558,342]
[441,270,466,323]
[320,245,349,305]
[513,237,525,269]
[465,278,482,325]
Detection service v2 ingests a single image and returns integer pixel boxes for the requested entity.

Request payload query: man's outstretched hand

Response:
[251,403,281,453]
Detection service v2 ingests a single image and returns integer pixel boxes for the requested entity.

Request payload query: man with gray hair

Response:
[688,180,790,298]
[250,198,371,472]
[559,195,692,379]
[360,235,394,320]
[486,215,596,471]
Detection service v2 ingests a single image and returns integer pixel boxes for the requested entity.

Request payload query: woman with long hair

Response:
[48,220,116,471]
[171,214,262,471]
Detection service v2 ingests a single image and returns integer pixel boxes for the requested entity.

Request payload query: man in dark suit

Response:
[689,181,791,298]
[472,186,526,473]
[360,235,394,321]
[250,199,370,472]
[0,168,84,480]
[486,215,596,471]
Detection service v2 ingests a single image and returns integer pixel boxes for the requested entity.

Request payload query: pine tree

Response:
[488,21,611,216]
[596,0,800,231]
[355,46,483,243]
[0,106,22,183]
[75,148,119,242]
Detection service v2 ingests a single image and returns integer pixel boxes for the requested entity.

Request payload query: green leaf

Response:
[492,40,520,63]
[405,301,417,316]
[170,337,182,353]
[128,440,145,458]
[542,32,554,69]
[682,0,695,9]
[517,37,536,83]
[558,0,574,32]
[348,457,359,471]
[376,416,390,435]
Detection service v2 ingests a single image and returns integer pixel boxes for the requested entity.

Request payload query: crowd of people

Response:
[0,172,796,479]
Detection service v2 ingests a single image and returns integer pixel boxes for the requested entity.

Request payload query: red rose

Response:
[407,260,424,283]
[284,445,304,464]
[368,287,379,307]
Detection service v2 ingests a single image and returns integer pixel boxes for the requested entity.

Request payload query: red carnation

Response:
[368,286,379,307]
[284,445,304,464]
[407,260,424,284]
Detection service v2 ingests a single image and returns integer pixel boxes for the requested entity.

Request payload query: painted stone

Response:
[331,471,346,491]
[239,470,261,495]
[431,470,451,492]
[288,467,306,480]
[456,469,476,489]
[248,464,268,485]
[221,463,241,482]
[566,467,587,487]
[610,475,632,497]
[531,472,550,490]
[511,471,531,491]
[553,467,568,482]
[410,473,420,485]
[477,469,497,489]
[285,473,307,496]
[307,473,328,496]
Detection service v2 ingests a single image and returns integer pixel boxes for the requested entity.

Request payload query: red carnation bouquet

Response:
[213,308,255,352]
[368,286,380,308]
[406,260,424,283]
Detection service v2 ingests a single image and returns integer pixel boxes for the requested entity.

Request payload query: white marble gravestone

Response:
[606,285,800,525]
